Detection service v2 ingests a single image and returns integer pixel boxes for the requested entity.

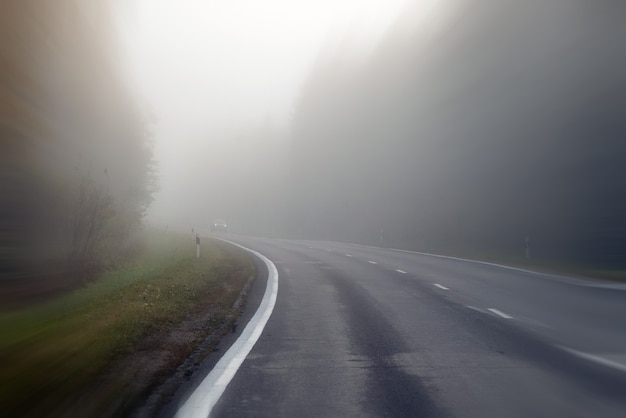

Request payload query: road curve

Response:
[174,240,279,418]
[170,236,626,418]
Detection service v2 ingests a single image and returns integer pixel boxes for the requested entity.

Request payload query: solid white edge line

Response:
[175,240,279,418]
[395,269,407,274]
[433,283,449,290]
[390,247,544,276]
[343,242,597,287]
[558,346,626,374]
[488,308,513,319]
[466,305,486,313]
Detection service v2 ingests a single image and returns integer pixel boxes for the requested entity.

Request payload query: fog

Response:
[117,0,409,231]
[4,3,626,415]
[284,0,626,267]
[3,0,626,285]
[117,0,626,267]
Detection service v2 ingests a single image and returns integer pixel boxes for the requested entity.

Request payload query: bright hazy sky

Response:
[115,0,411,225]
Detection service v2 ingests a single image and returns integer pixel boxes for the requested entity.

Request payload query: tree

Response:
[0,0,155,291]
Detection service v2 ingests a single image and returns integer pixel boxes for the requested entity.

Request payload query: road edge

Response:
[174,239,279,418]
[343,242,624,288]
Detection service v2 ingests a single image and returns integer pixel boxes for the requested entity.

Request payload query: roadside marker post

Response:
[196,234,200,258]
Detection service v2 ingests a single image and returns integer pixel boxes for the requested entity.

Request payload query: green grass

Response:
[0,227,256,417]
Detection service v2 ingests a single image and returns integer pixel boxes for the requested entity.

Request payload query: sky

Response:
[114,0,411,226]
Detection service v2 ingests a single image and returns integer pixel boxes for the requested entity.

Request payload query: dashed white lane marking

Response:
[368,260,377,264]
[327,249,333,252]
[175,240,279,418]
[433,283,449,290]
[345,254,352,257]
[395,269,407,274]
[558,346,626,373]
[488,308,513,319]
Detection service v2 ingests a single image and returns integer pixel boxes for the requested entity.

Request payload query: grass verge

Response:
[0,228,256,417]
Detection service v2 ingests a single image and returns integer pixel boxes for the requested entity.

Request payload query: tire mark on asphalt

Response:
[326,270,444,418]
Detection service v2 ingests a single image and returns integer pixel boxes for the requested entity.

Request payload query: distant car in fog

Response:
[211,219,228,232]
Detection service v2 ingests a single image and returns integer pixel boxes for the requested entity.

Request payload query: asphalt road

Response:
[170,236,626,418]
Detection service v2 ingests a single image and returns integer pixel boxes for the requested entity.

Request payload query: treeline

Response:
[288,0,626,268]
[1,1,154,294]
